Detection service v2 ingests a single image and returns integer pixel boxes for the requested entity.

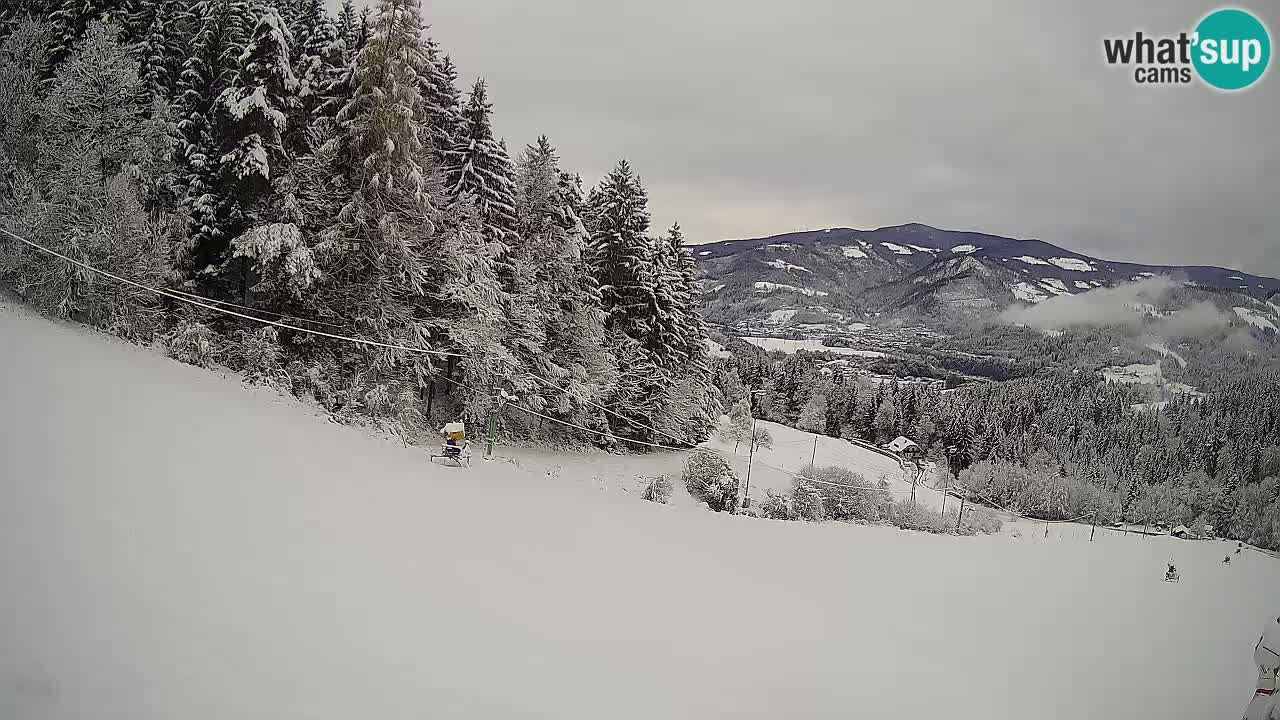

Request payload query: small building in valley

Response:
[885,436,924,459]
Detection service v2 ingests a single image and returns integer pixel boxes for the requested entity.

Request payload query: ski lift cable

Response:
[163,286,348,329]
[0,226,466,359]
[505,365,695,449]
[432,371,695,452]
[959,483,1095,525]
[3,225,731,453]
[3,225,1047,497]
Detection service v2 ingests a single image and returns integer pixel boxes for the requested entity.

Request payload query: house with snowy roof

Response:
[885,436,923,459]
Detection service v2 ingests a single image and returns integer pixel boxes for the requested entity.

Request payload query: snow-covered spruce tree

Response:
[356,6,370,50]
[664,222,720,440]
[173,0,252,280]
[317,0,442,410]
[232,115,339,309]
[588,160,703,442]
[446,79,518,249]
[287,0,343,151]
[0,17,52,191]
[130,0,190,99]
[433,195,520,427]
[1,1,57,39]
[210,5,298,299]
[47,0,136,69]
[1,21,170,339]
[334,0,357,59]
[420,36,463,171]
[588,160,658,345]
[651,223,689,368]
[511,136,616,430]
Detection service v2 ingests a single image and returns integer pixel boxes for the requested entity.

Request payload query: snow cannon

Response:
[430,422,471,467]
[1242,616,1280,720]
[443,421,466,445]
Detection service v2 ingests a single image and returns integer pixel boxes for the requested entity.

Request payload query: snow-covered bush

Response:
[790,481,827,521]
[799,465,893,522]
[165,321,222,368]
[286,360,337,410]
[758,489,792,520]
[888,501,950,534]
[640,475,673,504]
[683,450,739,512]
[229,326,285,384]
[958,506,1003,535]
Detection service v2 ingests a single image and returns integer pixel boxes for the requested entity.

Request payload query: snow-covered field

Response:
[1235,306,1278,332]
[1103,362,1201,396]
[740,336,886,358]
[703,417,912,502]
[3,298,1278,720]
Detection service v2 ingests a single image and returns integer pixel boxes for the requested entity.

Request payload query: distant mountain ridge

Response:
[694,223,1280,332]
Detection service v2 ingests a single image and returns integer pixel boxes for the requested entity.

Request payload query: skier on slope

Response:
[1242,615,1280,720]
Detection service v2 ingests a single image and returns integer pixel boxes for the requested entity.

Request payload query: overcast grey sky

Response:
[366,1,1277,273]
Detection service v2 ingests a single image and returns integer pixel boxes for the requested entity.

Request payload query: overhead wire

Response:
[0,226,465,359]
[2,224,1069,506]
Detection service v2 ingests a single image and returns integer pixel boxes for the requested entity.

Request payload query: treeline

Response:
[0,0,719,445]
[711,352,953,446]
[712,345,1280,549]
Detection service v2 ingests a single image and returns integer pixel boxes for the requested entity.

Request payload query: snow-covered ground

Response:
[740,336,886,358]
[3,298,1278,720]
[1011,281,1048,303]
[752,281,827,297]
[1146,342,1188,368]
[703,417,913,503]
[1235,306,1278,332]
[1104,362,1201,396]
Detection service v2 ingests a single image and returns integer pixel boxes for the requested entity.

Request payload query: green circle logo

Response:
[1192,8,1271,90]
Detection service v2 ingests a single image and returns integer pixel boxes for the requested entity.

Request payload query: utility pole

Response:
[485,388,516,461]
[740,390,764,513]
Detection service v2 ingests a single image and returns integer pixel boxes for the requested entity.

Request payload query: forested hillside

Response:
[712,334,1280,549]
[0,0,718,446]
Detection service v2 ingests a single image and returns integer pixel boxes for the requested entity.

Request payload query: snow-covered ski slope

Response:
[2,298,1278,720]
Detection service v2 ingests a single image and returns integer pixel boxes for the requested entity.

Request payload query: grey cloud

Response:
[1000,276,1177,331]
[1159,301,1235,337]
[999,276,1247,340]
[354,0,1280,275]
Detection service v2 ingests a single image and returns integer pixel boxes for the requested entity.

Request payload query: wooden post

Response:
[1044,521,1049,539]
[810,435,818,468]
[1090,512,1097,542]
[940,475,948,518]
[956,495,966,533]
